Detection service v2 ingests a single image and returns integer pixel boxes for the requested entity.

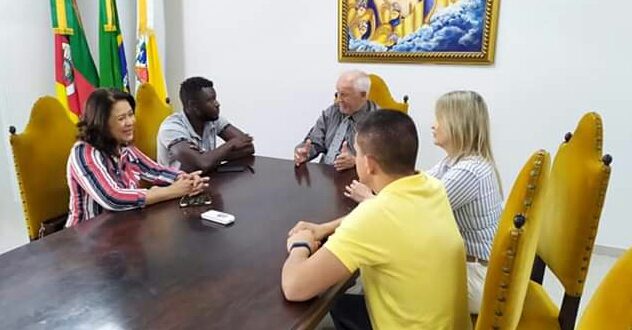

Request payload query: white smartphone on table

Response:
[201,210,235,225]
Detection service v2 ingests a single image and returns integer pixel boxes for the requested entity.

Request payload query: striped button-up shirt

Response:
[427,156,503,260]
[66,141,180,227]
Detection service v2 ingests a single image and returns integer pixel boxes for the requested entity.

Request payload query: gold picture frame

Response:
[338,0,501,65]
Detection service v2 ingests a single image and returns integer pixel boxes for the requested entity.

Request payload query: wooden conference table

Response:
[0,156,359,329]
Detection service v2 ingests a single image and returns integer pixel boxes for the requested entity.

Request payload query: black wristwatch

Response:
[289,241,312,256]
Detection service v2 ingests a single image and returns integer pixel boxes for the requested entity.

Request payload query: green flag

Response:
[98,0,129,92]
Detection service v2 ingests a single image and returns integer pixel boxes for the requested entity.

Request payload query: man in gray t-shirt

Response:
[294,70,377,172]
[157,77,254,173]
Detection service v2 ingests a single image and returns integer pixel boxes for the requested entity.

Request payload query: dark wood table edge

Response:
[292,272,360,330]
[0,155,360,329]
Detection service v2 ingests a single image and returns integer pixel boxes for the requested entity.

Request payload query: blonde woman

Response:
[345,90,503,313]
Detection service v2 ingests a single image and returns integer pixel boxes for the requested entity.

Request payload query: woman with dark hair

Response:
[66,88,209,226]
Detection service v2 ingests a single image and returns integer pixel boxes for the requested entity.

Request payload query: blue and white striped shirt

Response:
[427,156,503,260]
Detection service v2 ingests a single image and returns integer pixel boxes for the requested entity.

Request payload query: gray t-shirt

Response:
[157,112,230,169]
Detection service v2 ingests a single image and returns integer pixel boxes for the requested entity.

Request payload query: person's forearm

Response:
[281,248,314,301]
[182,143,234,174]
[145,186,178,205]
[203,143,234,170]
[226,143,254,160]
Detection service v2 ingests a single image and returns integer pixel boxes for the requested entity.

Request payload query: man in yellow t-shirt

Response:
[282,110,470,329]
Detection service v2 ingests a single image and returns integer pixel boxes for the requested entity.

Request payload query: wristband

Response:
[289,241,312,256]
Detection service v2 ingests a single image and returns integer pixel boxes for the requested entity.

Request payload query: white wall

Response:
[1,1,630,253]
[0,0,165,253]
[0,2,55,253]
[175,1,632,249]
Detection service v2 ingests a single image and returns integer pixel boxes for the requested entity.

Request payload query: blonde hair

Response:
[435,90,503,195]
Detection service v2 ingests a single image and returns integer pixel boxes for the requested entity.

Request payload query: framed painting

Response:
[338,0,501,64]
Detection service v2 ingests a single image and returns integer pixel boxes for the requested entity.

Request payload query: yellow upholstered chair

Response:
[475,150,550,330]
[134,83,173,160]
[9,97,77,240]
[368,74,409,113]
[517,113,613,330]
[576,247,632,330]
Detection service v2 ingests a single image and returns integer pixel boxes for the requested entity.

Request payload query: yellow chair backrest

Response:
[367,74,409,113]
[536,112,612,296]
[134,83,173,160]
[577,247,632,329]
[476,150,551,330]
[9,97,77,240]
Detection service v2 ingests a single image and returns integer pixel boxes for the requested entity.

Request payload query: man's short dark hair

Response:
[356,110,418,175]
[179,76,214,106]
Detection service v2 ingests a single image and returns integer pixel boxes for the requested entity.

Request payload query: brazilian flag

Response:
[99,0,129,92]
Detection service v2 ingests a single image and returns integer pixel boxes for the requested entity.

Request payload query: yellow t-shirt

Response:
[325,173,470,329]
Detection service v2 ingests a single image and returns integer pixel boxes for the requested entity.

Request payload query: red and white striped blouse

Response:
[66,141,180,227]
